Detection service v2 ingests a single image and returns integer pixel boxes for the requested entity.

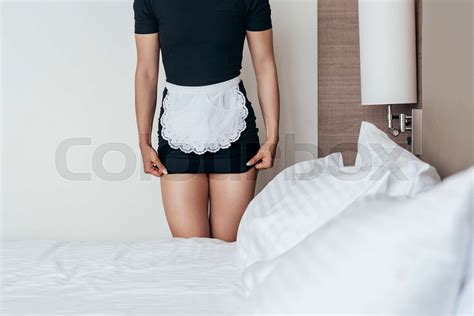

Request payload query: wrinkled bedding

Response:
[1,238,243,315]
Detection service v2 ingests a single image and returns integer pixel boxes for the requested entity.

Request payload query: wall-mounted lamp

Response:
[358,0,420,139]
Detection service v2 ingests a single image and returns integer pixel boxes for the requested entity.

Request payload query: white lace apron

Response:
[160,76,249,155]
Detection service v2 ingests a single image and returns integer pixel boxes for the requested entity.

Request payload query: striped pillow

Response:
[244,168,472,314]
[236,122,440,289]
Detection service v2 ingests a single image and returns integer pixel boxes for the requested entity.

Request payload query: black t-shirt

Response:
[134,0,272,86]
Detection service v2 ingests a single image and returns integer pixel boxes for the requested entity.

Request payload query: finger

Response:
[151,169,164,177]
[145,168,162,177]
[158,166,168,175]
[247,153,263,166]
[255,157,273,170]
[147,162,166,177]
[158,167,168,176]
[151,159,168,175]
[145,163,163,175]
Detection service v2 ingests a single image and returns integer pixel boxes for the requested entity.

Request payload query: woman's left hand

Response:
[247,140,278,170]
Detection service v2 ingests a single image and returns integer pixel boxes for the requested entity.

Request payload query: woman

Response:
[133,0,280,242]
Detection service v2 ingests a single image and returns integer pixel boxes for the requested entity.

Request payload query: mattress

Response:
[1,238,243,315]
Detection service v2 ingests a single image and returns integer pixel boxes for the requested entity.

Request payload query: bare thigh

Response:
[160,174,210,238]
[209,168,258,242]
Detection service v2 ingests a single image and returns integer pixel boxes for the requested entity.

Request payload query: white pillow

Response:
[356,121,440,196]
[236,121,440,284]
[244,168,473,315]
[456,229,473,315]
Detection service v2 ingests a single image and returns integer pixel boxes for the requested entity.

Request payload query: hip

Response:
[155,77,260,173]
[157,78,259,154]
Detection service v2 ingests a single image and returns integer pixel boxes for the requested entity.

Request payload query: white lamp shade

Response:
[359,0,418,105]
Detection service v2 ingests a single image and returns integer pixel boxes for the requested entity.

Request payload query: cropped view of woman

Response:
[134,0,280,241]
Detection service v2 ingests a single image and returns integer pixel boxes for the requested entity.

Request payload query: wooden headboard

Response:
[318,0,473,177]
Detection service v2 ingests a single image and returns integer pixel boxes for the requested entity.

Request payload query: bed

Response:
[1,238,243,314]
[1,122,472,315]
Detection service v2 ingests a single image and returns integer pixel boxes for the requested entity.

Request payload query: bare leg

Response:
[160,174,210,238]
[209,168,258,242]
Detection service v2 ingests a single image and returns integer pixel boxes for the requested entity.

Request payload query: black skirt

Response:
[157,81,260,174]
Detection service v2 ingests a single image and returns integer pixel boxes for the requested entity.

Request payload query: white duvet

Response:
[1,238,243,315]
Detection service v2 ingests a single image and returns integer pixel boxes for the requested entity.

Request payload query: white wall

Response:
[1,0,318,241]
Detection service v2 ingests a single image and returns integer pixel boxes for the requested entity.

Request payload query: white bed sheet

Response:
[1,238,243,315]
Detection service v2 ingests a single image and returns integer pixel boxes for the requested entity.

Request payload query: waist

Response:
[165,76,241,94]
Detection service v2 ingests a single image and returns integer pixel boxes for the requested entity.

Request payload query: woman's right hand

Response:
[140,144,168,177]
